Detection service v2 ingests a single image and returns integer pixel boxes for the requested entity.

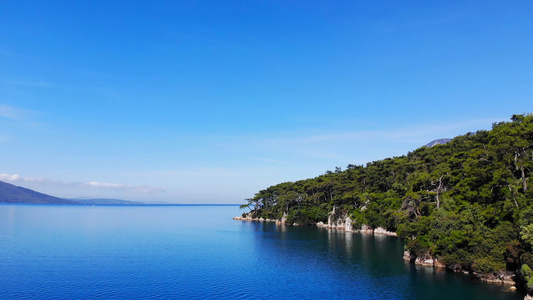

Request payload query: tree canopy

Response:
[242,114,533,290]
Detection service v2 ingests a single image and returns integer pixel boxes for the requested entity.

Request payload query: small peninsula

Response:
[238,114,533,296]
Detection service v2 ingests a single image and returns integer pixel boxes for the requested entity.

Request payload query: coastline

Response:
[233,214,520,292]
[233,214,397,236]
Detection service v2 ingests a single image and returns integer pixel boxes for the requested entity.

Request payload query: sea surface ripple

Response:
[0,204,523,299]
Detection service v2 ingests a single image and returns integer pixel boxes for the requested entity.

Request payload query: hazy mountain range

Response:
[0,180,143,204]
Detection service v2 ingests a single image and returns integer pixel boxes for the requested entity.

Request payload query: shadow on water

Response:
[241,221,523,300]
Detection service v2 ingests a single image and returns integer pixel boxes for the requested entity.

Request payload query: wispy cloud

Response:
[206,117,502,168]
[282,117,496,146]
[278,117,500,144]
[0,104,35,121]
[0,174,20,181]
[0,173,165,194]
[85,181,165,193]
[1,80,53,88]
[136,167,272,179]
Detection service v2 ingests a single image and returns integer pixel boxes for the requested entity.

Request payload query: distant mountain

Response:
[0,180,78,204]
[424,138,452,147]
[71,198,144,205]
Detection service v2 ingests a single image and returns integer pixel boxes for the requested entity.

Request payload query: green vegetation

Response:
[242,114,533,290]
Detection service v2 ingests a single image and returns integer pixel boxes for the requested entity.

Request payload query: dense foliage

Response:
[241,114,533,287]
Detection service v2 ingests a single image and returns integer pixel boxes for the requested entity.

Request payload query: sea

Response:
[0,204,523,299]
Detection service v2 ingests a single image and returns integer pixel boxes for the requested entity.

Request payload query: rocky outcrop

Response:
[234,213,519,291]
[280,212,288,225]
[235,212,520,293]
[318,208,398,236]
[403,251,445,268]
[318,206,352,230]
[318,209,353,231]
[359,224,373,234]
[472,272,515,285]
[234,211,397,237]
[233,214,279,223]
[373,227,398,236]
[232,214,253,221]
[234,206,398,236]
[403,250,517,287]
[233,213,290,225]
[357,225,397,236]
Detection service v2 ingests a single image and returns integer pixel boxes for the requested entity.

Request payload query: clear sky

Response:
[1,1,532,203]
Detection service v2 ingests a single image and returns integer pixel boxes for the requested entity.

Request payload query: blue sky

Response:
[1,1,532,203]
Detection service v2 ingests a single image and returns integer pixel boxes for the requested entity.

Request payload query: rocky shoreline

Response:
[234,213,523,296]
[232,214,397,236]
[402,251,516,286]
[403,251,446,268]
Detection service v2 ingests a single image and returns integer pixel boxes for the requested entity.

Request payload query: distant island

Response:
[0,181,143,205]
[237,114,533,296]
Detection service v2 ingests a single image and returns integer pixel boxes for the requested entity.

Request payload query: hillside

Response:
[240,114,533,292]
[0,181,78,204]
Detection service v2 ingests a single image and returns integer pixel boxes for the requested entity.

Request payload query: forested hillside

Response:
[241,114,533,291]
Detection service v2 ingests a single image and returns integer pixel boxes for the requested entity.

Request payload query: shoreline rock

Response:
[472,272,516,285]
[403,251,446,268]
[234,214,519,290]
[403,251,517,287]
[232,215,291,225]
[234,213,521,294]
[317,217,398,236]
[373,226,398,236]
[234,214,397,237]
[232,215,282,224]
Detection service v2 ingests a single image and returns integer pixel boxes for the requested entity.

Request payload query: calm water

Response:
[0,204,523,299]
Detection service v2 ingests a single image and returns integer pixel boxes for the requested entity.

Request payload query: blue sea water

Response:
[0,204,523,299]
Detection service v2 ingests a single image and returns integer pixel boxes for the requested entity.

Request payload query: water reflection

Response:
[244,220,522,300]
[0,205,17,238]
[244,221,410,299]
[0,205,523,300]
